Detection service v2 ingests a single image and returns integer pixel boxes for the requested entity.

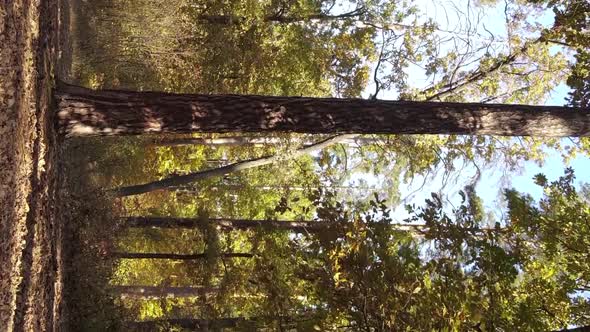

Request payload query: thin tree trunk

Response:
[172,184,380,193]
[110,252,253,260]
[121,216,507,234]
[420,27,561,102]
[152,136,382,147]
[55,83,590,138]
[196,10,364,25]
[125,318,249,330]
[111,285,217,299]
[125,314,322,331]
[123,217,330,232]
[196,11,427,32]
[421,38,541,101]
[112,134,356,197]
[554,326,590,332]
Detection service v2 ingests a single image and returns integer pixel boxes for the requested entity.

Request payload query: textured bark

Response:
[55,83,590,137]
[110,252,253,260]
[113,134,355,197]
[111,286,217,299]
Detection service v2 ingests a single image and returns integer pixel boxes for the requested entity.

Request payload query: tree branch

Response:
[113,134,357,196]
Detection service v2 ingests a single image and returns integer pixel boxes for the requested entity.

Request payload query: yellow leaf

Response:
[424,274,432,290]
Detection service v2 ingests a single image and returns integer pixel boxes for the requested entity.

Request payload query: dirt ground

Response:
[0,0,68,330]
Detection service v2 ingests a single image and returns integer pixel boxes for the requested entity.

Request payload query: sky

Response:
[353,0,590,220]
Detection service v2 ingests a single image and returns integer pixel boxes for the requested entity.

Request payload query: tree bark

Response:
[111,285,217,299]
[110,252,253,260]
[55,83,590,138]
[113,134,355,197]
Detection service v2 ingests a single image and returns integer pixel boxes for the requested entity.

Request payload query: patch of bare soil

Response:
[0,0,66,330]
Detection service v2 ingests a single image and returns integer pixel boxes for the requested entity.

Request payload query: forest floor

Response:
[0,0,70,330]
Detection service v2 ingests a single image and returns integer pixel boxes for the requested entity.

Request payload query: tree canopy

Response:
[61,0,590,330]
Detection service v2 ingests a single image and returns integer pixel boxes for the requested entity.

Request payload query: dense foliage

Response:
[62,0,590,330]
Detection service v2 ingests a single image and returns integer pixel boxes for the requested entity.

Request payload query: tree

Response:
[113,134,355,196]
[67,0,590,327]
[150,135,381,147]
[58,80,590,198]
[112,285,218,299]
[194,8,367,25]
[67,0,589,210]
[285,171,590,330]
[125,314,329,331]
[123,216,327,232]
[110,252,253,260]
[122,215,505,235]
[522,0,590,107]
[124,317,253,330]
[56,83,589,138]
[506,168,590,322]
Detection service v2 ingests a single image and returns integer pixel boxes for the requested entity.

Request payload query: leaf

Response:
[533,173,548,187]
[424,274,432,290]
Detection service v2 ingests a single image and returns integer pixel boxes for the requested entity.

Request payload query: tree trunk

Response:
[172,184,379,193]
[112,285,217,299]
[125,318,249,330]
[113,134,355,196]
[55,83,590,138]
[421,36,543,101]
[110,252,253,260]
[554,326,590,332]
[123,216,330,232]
[121,216,506,235]
[151,136,382,147]
[196,10,364,25]
[125,314,321,331]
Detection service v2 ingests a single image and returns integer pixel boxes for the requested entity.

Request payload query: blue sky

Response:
[353,0,590,220]
[391,69,589,224]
